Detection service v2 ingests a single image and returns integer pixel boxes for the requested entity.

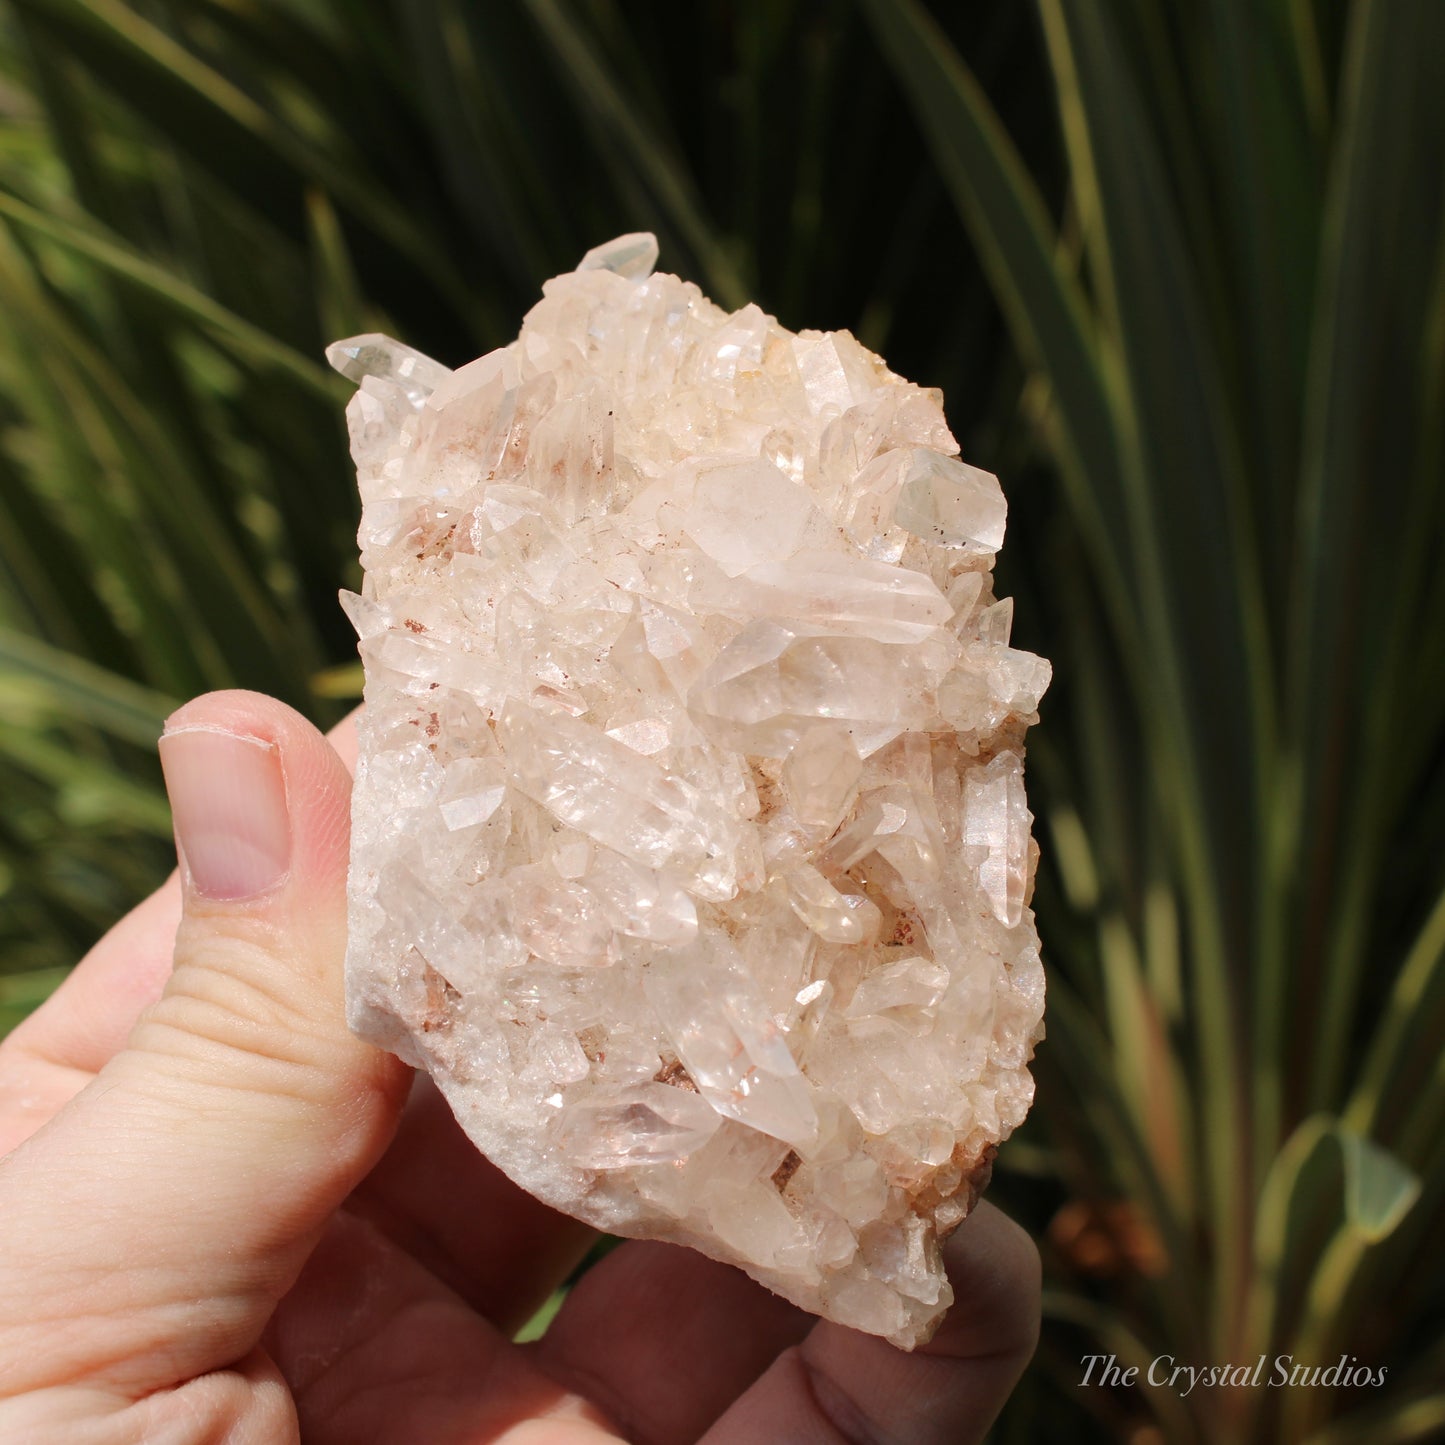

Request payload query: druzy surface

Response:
[333,235,1049,1348]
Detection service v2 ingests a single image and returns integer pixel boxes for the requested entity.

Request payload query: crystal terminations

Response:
[331,235,1049,1348]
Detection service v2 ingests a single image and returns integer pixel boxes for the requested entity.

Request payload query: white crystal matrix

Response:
[331,235,1049,1348]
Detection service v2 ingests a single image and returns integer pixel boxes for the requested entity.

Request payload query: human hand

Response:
[0,689,1040,1443]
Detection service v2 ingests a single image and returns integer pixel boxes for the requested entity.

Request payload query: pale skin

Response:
[0,690,1040,1443]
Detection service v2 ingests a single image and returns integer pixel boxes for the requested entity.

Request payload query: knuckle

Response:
[127,924,350,1109]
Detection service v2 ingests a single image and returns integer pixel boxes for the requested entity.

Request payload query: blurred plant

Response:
[0,1,1440,1441]
[856,1,1445,1440]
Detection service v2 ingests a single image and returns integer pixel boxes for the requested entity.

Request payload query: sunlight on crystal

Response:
[336,235,1049,1349]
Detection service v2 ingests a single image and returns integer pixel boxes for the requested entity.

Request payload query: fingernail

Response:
[159,726,291,900]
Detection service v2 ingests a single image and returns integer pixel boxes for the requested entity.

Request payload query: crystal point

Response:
[782,724,863,831]
[576,231,660,280]
[326,332,450,405]
[894,448,1007,554]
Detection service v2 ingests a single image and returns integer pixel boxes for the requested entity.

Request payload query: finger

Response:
[535,1241,812,1444]
[6,707,362,1078]
[266,1210,619,1445]
[3,874,181,1078]
[324,704,361,772]
[0,690,410,1401]
[0,878,183,1157]
[0,707,361,1149]
[348,1074,597,1333]
[699,1203,1040,1445]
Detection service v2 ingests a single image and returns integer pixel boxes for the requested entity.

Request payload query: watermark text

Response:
[1079,1354,1388,1397]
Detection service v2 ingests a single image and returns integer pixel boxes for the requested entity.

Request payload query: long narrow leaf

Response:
[0,626,176,744]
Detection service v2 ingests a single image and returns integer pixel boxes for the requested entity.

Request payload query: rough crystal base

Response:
[332,235,1049,1348]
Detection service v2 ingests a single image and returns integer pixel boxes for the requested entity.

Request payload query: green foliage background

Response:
[0,2,1441,1440]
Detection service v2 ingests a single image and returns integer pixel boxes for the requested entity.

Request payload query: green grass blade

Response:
[855,0,1127,589]
[519,0,748,309]
[1345,884,1445,1142]
[0,188,336,395]
[393,0,565,286]
[0,626,177,744]
[1293,0,1445,1113]
[512,1286,567,1343]
[1245,1115,1338,1364]
[9,0,495,333]
[304,185,367,344]
[0,720,170,834]
[1037,0,1262,1353]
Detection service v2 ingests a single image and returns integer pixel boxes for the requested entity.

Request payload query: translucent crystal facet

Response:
[893,449,1007,554]
[337,236,1049,1350]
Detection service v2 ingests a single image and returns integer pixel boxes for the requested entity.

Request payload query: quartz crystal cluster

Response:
[332,234,1049,1348]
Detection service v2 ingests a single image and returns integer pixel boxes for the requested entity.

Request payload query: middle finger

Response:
[346,1073,597,1333]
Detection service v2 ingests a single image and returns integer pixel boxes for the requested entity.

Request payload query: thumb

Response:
[0,691,410,1401]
